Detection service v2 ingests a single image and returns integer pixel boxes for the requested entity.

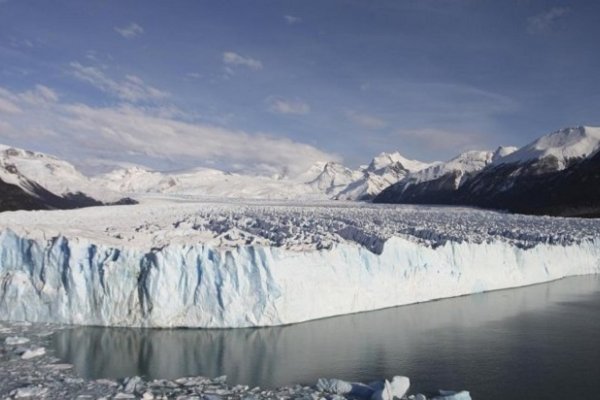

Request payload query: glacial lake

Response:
[53,275,600,399]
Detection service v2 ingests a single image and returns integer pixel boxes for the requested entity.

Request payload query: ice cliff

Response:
[1,202,599,328]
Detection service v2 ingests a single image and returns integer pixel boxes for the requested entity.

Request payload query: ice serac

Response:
[1,228,599,328]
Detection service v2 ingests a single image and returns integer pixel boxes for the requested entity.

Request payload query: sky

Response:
[1,0,599,175]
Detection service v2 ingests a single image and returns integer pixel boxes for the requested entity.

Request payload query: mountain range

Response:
[375,126,600,217]
[1,126,599,217]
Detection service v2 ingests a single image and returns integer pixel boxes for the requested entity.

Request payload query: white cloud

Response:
[284,15,302,25]
[0,97,22,114]
[345,111,387,130]
[70,62,169,103]
[223,52,263,71]
[0,85,56,113]
[527,7,570,34]
[267,97,310,115]
[114,22,144,39]
[0,84,337,175]
[20,85,58,105]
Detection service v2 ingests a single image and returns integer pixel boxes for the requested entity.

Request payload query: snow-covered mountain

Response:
[335,152,431,200]
[0,145,91,195]
[372,149,509,205]
[0,143,424,206]
[3,125,599,216]
[95,152,427,201]
[404,150,498,188]
[0,145,132,212]
[375,126,600,217]
[98,165,325,200]
[367,151,430,172]
[494,126,600,169]
[304,161,363,195]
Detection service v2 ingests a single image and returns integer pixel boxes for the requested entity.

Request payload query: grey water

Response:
[53,276,600,399]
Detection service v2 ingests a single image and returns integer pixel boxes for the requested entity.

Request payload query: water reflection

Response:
[54,276,600,399]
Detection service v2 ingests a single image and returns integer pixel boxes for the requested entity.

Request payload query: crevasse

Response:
[0,228,599,328]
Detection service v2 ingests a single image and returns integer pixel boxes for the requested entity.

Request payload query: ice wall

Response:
[0,229,599,328]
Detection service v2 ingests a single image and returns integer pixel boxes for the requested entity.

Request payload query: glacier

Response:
[1,201,599,328]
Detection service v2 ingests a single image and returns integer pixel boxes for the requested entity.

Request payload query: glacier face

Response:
[1,227,599,328]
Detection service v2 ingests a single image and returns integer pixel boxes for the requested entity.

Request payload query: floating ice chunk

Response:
[42,363,73,370]
[390,376,410,398]
[21,346,45,359]
[12,386,48,398]
[316,378,353,394]
[370,377,409,400]
[114,393,136,399]
[123,376,144,393]
[316,378,375,398]
[431,390,472,400]
[5,336,30,345]
[142,392,155,400]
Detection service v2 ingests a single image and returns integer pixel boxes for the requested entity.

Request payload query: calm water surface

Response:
[54,276,600,399]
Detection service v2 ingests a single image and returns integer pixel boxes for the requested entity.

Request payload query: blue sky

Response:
[1,0,599,174]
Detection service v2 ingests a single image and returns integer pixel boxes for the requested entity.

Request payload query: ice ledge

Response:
[1,229,599,328]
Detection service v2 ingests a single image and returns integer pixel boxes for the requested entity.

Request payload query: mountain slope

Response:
[455,147,600,217]
[495,126,600,168]
[375,126,600,217]
[96,153,428,201]
[373,149,505,204]
[335,152,432,200]
[0,145,135,212]
[0,175,107,212]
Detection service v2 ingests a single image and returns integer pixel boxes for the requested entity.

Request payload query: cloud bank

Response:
[0,82,338,175]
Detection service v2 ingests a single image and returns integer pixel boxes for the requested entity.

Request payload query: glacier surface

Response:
[1,201,599,328]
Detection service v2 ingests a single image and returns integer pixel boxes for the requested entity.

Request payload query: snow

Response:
[95,159,393,201]
[335,172,397,200]
[0,145,122,202]
[491,146,518,162]
[1,200,599,328]
[368,152,430,173]
[1,143,437,202]
[3,126,600,205]
[495,126,600,168]
[304,161,363,195]
[400,150,495,189]
[95,165,332,200]
[336,152,433,200]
